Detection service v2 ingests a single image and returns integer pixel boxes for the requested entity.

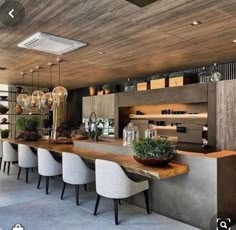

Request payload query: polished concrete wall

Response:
[128,154,218,230]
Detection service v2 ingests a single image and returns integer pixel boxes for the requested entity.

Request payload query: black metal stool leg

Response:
[84,184,87,191]
[46,176,49,194]
[7,162,10,175]
[0,158,2,170]
[114,199,119,225]
[3,162,6,172]
[94,194,100,215]
[61,182,67,200]
[17,167,21,180]
[144,189,150,214]
[26,168,29,184]
[37,175,41,189]
[75,185,79,205]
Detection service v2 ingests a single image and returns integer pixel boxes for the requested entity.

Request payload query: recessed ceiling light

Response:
[191,21,202,26]
[232,40,236,43]
[98,52,105,55]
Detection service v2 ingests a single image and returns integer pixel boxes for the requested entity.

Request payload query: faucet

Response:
[88,112,98,142]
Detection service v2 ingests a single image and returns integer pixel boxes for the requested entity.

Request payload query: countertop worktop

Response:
[5,138,189,180]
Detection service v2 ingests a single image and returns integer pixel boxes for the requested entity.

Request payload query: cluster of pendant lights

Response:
[17,57,68,113]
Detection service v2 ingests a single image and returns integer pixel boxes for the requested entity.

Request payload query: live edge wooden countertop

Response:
[5,139,190,180]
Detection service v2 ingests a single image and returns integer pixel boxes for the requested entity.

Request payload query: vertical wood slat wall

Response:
[216,80,236,150]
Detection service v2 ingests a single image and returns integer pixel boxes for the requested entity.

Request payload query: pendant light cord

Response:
[31,72,34,93]
[38,71,40,90]
[58,61,61,86]
[50,65,52,89]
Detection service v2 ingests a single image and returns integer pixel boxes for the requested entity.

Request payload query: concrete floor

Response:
[0,164,200,230]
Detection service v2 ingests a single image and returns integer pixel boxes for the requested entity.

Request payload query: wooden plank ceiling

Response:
[0,0,236,89]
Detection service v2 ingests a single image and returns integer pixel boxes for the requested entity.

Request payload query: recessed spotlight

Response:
[98,52,105,55]
[191,21,202,26]
[232,40,236,43]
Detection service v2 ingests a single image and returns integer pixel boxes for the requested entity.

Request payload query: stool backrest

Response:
[0,141,3,158]
[18,144,37,168]
[95,159,133,199]
[38,148,61,176]
[3,142,18,162]
[62,152,94,184]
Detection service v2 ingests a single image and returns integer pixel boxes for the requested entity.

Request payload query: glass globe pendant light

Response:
[41,62,60,111]
[25,70,40,113]
[32,66,44,105]
[16,72,28,109]
[52,57,68,101]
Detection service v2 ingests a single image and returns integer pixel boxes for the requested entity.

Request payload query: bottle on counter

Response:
[145,125,157,139]
[210,63,222,82]
[198,67,209,83]
[123,122,139,147]
[124,78,135,92]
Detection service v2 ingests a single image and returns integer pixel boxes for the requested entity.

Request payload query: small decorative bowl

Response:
[133,155,175,167]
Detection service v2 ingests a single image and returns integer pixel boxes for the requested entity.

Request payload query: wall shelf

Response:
[129,113,208,119]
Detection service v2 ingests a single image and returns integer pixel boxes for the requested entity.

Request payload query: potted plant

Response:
[102,84,112,95]
[0,104,9,114]
[97,86,104,96]
[16,117,41,141]
[133,138,176,166]
[150,74,169,89]
[89,86,97,96]
[168,72,197,87]
[1,129,9,138]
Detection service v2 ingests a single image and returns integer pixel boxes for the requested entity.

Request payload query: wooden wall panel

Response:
[216,80,236,150]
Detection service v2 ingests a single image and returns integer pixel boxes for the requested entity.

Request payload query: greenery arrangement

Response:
[1,129,9,138]
[151,73,169,80]
[16,117,41,131]
[102,84,111,90]
[169,72,184,78]
[0,104,9,114]
[133,138,176,160]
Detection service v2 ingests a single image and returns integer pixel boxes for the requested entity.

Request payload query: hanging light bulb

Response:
[25,70,40,113]
[52,57,68,101]
[41,92,60,111]
[41,62,60,111]
[16,72,28,108]
[32,66,44,104]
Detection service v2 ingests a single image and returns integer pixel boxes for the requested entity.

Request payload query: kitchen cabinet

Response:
[82,96,94,118]
[83,94,116,118]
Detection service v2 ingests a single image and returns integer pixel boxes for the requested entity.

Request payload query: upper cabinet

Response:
[83,94,117,118]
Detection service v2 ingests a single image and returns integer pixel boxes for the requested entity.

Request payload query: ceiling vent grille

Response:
[125,0,158,7]
[0,67,7,70]
[17,32,87,55]
[126,0,158,7]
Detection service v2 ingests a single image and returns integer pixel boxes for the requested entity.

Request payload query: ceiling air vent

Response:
[17,32,87,55]
[125,0,159,7]
[0,67,7,70]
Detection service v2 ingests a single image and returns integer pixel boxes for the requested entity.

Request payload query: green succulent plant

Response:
[102,84,111,90]
[151,73,169,80]
[16,117,41,131]
[169,72,184,78]
[1,129,9,138]
[133,138,176,159]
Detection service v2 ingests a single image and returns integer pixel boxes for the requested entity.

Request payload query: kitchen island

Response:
[3,138,236,229]
[5,139,189,180]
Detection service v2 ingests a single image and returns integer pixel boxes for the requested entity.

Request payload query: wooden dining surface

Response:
[5,139,189,180]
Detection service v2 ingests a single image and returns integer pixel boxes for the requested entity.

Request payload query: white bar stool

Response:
[94,159,150,225]
[37,148,62,194]
[0,141,2,170]
[61,152,95,205]
[17,144,38,183]
[2,142,18,175]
